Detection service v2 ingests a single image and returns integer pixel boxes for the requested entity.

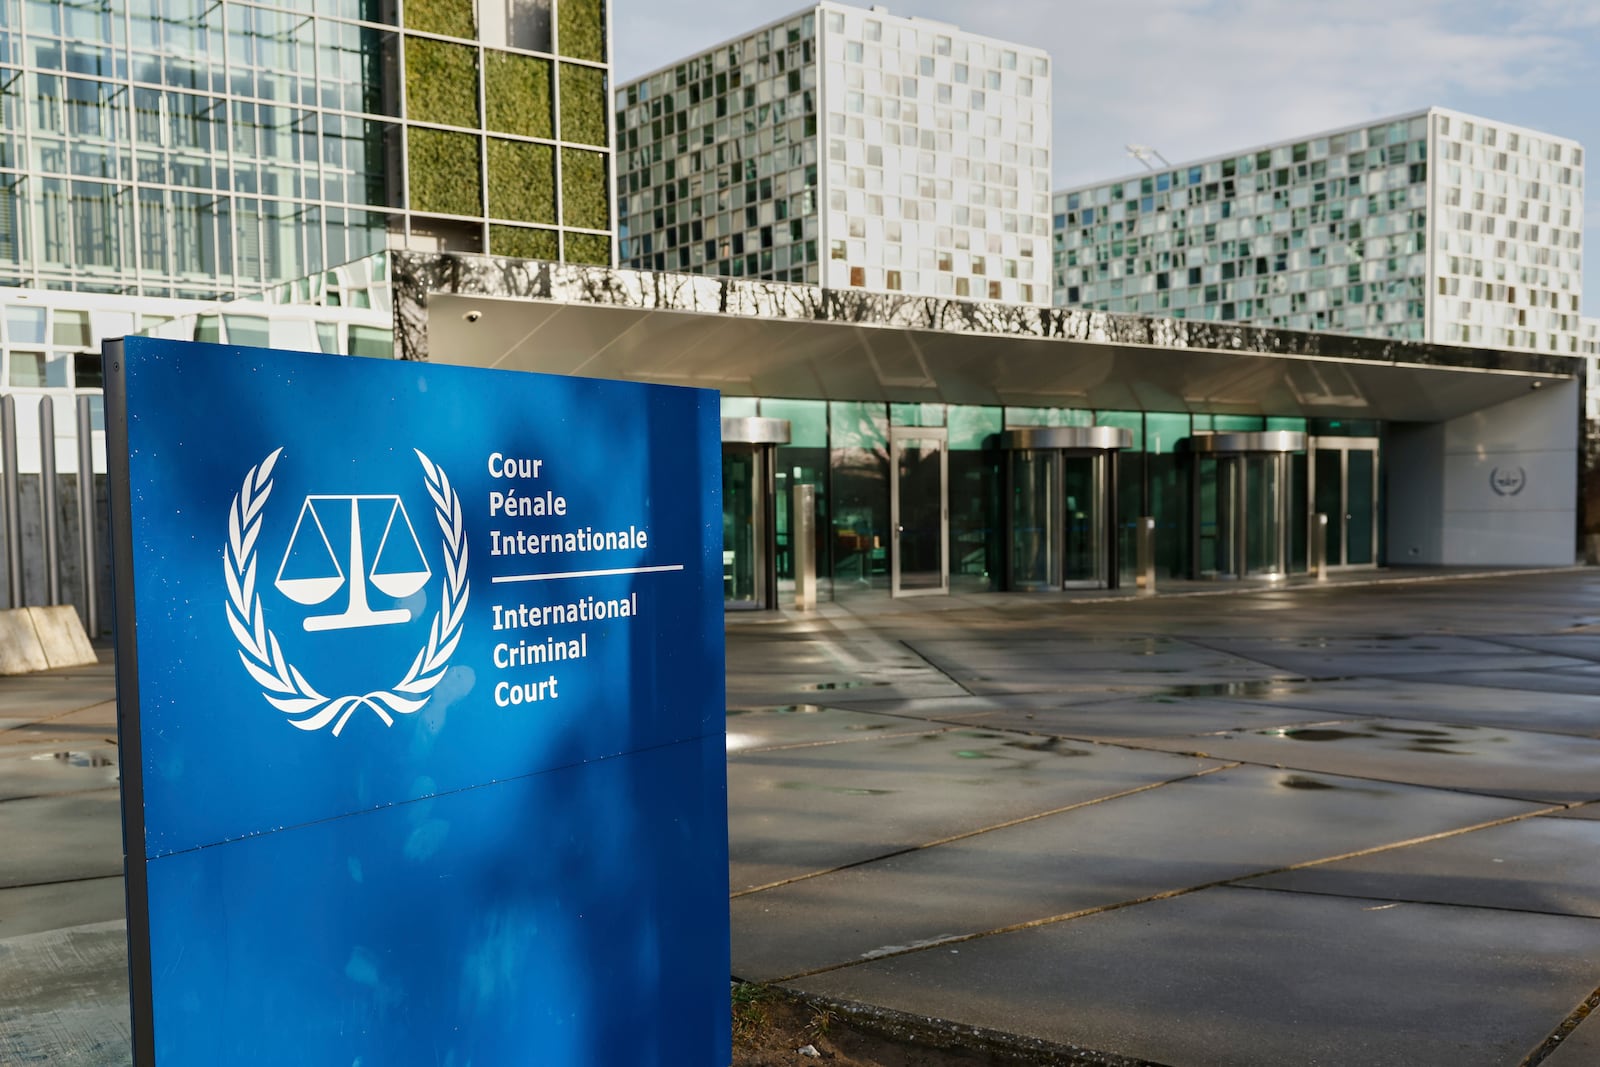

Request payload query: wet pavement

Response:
[6,569,1600,1065]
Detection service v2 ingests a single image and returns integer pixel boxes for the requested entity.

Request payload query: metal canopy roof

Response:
[396,255,1578,424]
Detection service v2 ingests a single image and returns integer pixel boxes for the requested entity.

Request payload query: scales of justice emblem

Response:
[224,449,471,736]
[276,495,432,631]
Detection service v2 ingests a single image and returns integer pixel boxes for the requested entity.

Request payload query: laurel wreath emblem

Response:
[224,449,470,736]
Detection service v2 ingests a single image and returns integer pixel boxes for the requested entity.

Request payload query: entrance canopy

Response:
[395,254,1579,423]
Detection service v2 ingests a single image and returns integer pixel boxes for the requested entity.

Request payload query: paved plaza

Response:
[7,569,1600,1064]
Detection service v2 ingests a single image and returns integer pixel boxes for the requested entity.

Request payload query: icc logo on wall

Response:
[223,448,470,736]
[1490,466,1527,497]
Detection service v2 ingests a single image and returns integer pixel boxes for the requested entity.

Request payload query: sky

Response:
[610,0,1600,314]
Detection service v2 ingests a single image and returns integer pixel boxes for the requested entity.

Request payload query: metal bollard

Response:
[792,483,816,611]
[1135,516,1155,595]
[76,396,99,637]
[1311,512,1328,582]
[39,396,60,606]
[0,396,18,607]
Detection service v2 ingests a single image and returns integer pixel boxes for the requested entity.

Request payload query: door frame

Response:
[1308,436,1380,570]
[889,427,949,598]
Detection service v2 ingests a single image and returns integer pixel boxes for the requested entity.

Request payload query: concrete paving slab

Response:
[1477,633,1600,662]
[824,686,1167,713]
[0,920,131,1067]
[725,703,967,753]
[944,696,1337,741]
[1175,675,1600,737]
[729,730,1224,893]
[788,886,1600,1067]
[1239,815,1600,917]
[1545,802,1600,821]
[732,765,1535,980]
[27,607,98,670]
[1403,668,1600,701]
[1130,717,1600,804]
[0,742,120,801]
[0,609,49,675]
[1195,635,1587,678]
[0,876,125,938]
[0,702,120,746]
[0,792,125,888]
[1542,1012,1600,1067]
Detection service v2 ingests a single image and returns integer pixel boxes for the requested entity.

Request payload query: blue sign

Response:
[106,337,729,1065]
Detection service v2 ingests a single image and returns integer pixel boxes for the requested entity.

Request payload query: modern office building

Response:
[383,255,1582,608]
[613,2,1053,304]
[0,0,616,423]
[1052,108,1584,356]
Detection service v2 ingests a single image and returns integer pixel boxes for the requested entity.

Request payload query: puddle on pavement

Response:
[1005,738,1090,757]
[1371,725,1454,738]
[1159,681,1308,700]
[953,750,996,760]
[27,750,115,769]
[778,782,894,796]
[1266,728,1377,742]
[798,681,890,692]
[1279,774,1340,790]
[727,704,825,717]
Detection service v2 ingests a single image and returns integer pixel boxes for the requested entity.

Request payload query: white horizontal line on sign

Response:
[492,564,686,584]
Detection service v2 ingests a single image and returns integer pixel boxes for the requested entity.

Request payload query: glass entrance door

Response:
[1003,447,1115,591]
[1309,437,1379,568]
[1195,451,1291,579]
[891,428,948,597]
[721,444,769,608]
[1062,453,1107,588]
[1008,449,1058,590]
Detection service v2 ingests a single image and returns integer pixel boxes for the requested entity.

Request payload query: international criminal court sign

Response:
[106,337,730,1065]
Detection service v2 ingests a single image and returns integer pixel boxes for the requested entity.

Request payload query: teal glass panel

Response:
[828,401,886,450]
[1144,412,1190,454]
[1005,405,1091,427]
[759,398,825,447]
[948,405,1001,451]
[720,396,758,418]
[890,402,945,427]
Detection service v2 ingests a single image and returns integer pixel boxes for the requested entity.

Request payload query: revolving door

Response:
[1189,431,1305,580]
[722,417,791,610]
[1001,426,1132,591]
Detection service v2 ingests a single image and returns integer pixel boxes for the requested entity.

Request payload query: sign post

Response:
[106,337,729,1065]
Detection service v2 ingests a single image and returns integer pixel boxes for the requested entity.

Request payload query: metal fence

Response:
[0,394,110,638]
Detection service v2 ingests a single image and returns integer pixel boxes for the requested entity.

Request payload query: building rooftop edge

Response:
[614,0,1048,94]
[1053,105,1582,198]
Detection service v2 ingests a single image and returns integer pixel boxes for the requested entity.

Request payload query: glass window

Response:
[947,405,1001,450]
[348,325,392,358]
[890,403,945,427]
[52,308,89,347]
[5,305,46,344]
[759,397,825,447]
[224,315,269,348]
[194,313,221,342]
[1143,412,1191,454]
[7,350,44,386]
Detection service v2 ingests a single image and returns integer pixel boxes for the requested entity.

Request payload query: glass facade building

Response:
[1053,108,1584,355]
[0,0,615,418]
[614,2,1052,304]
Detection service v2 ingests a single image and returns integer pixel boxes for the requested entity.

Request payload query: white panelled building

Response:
[1053,108,1584,356]
[614,1,1053,304]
